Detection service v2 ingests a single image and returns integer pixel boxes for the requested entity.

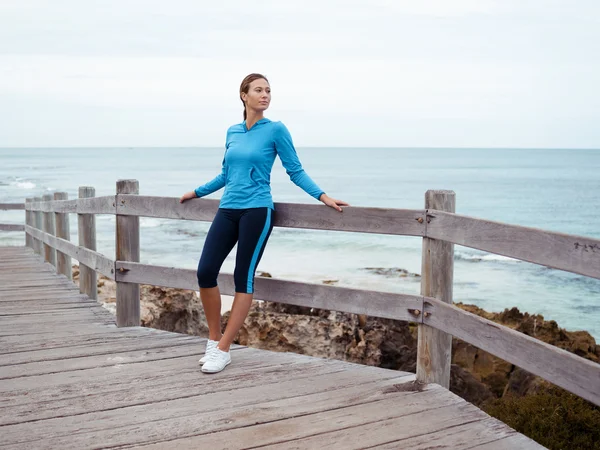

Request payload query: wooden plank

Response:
[78,186,99,299]
[25,225,115,280]
[0,279,74,290]
[0,303,100,315]
[255,404,536,450]
[0,203,24,210]
[42,194,57,266]
[470,434,546,449]
[0,337,200,379]
[54,192,73,279]
[0,224,24,232]
[33,196,43,255]
[424,297,600,407]
[26,196,115,214]
[0,333,197,366]
[374,417,518,449]
[0,325,145,347]
[116,195,427,236]
[133,387,467,449]
[1,371,415,447]
[0,322,116,337]
[116,261,423,322]
[0,290,84,301]
[25,199,33,248]
[427,210,600,280]
[116,180,140,327]
[0,352,345,427]
[417,190,454,388]
[0,327,175,354]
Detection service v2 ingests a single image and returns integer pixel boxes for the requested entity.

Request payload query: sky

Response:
[0,0,599,148]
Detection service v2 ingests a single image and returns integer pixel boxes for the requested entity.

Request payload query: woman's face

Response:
[242,78,271,113]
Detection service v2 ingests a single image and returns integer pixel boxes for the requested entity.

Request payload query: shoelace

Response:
[206,349,225,362]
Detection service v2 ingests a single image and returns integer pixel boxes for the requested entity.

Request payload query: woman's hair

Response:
[240,73,269,120]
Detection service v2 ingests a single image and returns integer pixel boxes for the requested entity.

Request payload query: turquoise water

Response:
[1,147,599,338]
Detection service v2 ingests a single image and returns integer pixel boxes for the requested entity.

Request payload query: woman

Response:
[179,73,348,374]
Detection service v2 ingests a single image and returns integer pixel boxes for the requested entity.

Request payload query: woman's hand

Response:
[179,191,197,203]
[319,193,349,212]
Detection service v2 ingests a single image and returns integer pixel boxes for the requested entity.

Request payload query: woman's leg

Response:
[197,209,238,341]
[219,208,274,352]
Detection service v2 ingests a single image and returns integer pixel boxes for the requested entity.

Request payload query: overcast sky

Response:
[0,0,599,148]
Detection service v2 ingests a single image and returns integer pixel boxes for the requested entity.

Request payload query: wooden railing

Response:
[1,180,599,407]
[0,202,25,232]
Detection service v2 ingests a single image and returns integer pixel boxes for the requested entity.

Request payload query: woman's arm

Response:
[274,122,349,212]
[274,122,325,199]
[181,131,230,203]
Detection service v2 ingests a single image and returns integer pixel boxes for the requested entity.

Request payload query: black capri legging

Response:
[197,207,274,294]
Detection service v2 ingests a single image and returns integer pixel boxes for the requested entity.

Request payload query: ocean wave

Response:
[10,181,36,189]
[454,251,519,263]
[140,218,164,228]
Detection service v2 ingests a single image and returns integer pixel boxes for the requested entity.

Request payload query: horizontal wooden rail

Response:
[0,224,24,232]
[26,196,116,214]
[423,297,600,407]
[427,210,600,280]
[25,225,115,280]
[0,203,24,210]
[115,195,428,236]
[115,261,424,322]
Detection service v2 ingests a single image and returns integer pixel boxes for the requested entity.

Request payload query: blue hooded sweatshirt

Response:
[194,118,324,210]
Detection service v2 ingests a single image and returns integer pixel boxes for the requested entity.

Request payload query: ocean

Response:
[1,147,599,339]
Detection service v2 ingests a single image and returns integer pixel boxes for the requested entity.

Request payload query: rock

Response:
[450,364,495,406]
[322,279,339,285]
[362,267,420,278]
[504,368,545,397]
[256,271,272,278]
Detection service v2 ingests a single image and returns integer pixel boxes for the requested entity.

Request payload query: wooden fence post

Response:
[116,179,140,327]
[54,192,72,279]
[33,196,43,256]
[42,194,56,266]
[78,187,97,299]
[416,190,455,388]
[25,198,33,249]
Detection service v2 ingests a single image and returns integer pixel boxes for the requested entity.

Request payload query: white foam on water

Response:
[11,181,36,189]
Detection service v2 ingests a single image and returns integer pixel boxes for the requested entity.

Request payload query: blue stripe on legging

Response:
[247,208,271,293]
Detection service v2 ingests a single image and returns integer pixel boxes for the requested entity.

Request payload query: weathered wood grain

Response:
[424,297,600,407]
[24,199,33,249]
[115,195,427,236]
[54,192,72,279]
[2,373,415,447]
[417,190,454,388]
[0,246,543,449]
[24,225,114,279]
[26,196,115,214]
[0,224,24,232]
[373,417,518,449]
[33,196,43,255]
[136,390,470,449]
[427,210,600,280]
[116,180,140,327]
[42,194,57,267]
[0,203,24,210]
[115,261,423,322]
[78,186,98,299]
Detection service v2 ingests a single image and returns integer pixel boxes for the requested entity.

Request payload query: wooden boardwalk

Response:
[0,247,544,449]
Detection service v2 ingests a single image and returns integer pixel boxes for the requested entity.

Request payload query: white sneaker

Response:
[198,339,218,365]
[201,347,231,373]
